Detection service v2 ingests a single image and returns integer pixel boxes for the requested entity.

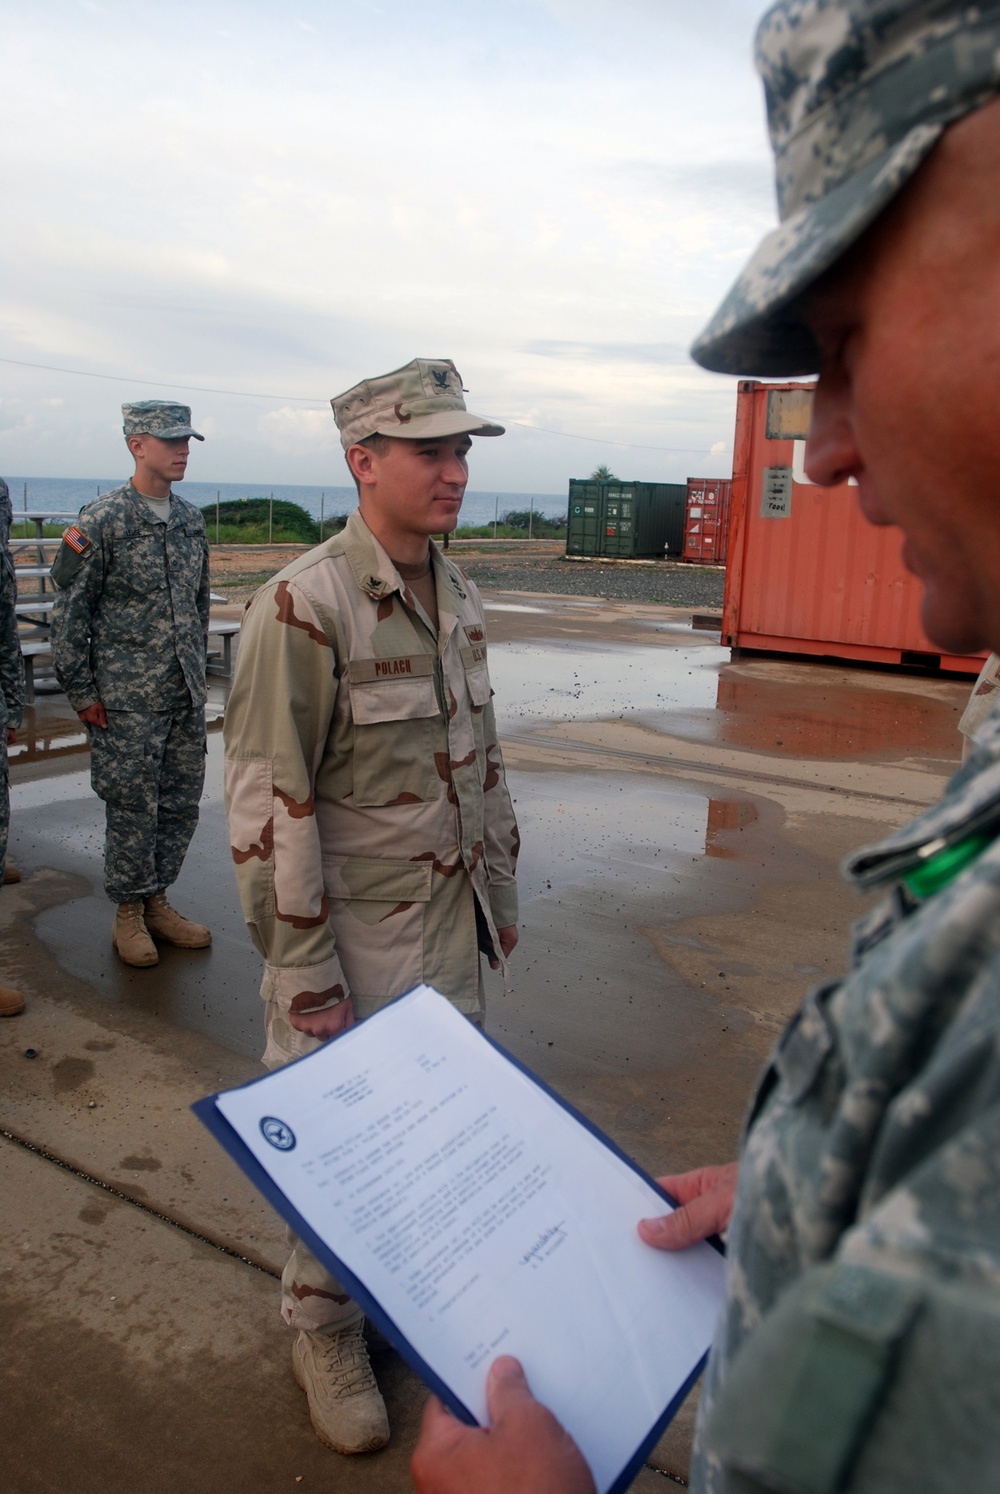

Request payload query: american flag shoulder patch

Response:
[63,525,91,555]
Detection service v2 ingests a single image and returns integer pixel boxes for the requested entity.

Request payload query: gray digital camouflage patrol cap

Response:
[122,401,204,441]
[332,359,504,449]
[692,0,1000,376]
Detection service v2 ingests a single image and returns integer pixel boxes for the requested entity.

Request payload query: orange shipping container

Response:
[682,478,731,565]
[723,381,985,674]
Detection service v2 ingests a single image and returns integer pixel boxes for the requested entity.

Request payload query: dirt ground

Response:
[1,588,967,1493]
[207,540,726,611]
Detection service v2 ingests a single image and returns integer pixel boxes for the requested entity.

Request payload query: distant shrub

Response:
[453,524,529,539]
[451,515,567,539]
[10,521,66,540]
[200,498,319,544]
[498,510,567,535]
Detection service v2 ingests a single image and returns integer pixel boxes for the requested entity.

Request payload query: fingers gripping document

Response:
[194,985,725,1494]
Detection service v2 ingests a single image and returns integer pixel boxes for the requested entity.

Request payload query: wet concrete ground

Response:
[0,592,970,1492]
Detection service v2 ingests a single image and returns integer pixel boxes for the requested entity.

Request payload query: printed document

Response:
[199,985,726,1494]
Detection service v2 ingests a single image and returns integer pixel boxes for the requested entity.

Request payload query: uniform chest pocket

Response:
[118,530,167,593]
[165,528,206,584]
[745,983,839,1135]
[460,644,492,708]
[774,985,836,1104]
[348,669,438,726]
[347,658,442,807]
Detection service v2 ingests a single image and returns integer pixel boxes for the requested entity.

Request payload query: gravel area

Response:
[457,555,725,608]
[208,542,725,611]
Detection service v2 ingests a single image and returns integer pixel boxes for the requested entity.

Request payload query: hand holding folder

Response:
[195,985,726,1494]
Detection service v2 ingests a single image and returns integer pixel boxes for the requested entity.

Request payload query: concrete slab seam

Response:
[500,733,939,810]
[0,1126,279,1279]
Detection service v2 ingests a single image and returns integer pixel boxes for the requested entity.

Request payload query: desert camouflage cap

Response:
[332,359,504,449]
[122,401,205,441]
[692,0,1000,376]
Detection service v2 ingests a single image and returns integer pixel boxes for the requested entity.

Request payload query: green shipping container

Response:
[565,480,687,558]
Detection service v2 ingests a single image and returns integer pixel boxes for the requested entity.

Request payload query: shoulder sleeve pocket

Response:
[49,541,87,590]
[706,1263,923,1494]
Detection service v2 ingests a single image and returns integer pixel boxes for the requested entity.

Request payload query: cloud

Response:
[258,406,338,455]
[525,341,691,366]
[0,0,773,488]
[615,158,775,215]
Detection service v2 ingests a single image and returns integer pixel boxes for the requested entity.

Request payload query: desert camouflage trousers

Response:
[264,950,485,1331]
[89,706,206,904]
[263,1010,365,1331]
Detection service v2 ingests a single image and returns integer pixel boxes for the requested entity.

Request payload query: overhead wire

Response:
[0,355,728,456]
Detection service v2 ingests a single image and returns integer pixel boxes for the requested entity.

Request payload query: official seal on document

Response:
[260,1116,296,1151]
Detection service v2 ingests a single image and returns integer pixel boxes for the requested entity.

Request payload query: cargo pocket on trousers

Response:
[89,715,149,808]
[323,855,433,999]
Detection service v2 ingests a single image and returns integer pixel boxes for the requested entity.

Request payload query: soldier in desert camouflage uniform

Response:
[0,478,25,1017]
[411,5,1000,1494]
[50,401,212,968]
[225,358,519,1456]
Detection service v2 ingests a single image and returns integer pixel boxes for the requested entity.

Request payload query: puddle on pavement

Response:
[11,730,769,1068]
[635,619,718,637]
[490,634,967,763]
[644,663,967,762]
[483,602,550,615]
[5,602,965,1073]
[705,799,760,856]
[496,763,836,1096]
[9,695,227,770]
[9,707,88,767]
[510,769,712,903]
[10,738,265,1060]
[490,641,728,727]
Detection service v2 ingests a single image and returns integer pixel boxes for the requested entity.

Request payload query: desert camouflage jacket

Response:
[49,482,210,713]
[694,714,1000,1493]
[224,511,519,1024]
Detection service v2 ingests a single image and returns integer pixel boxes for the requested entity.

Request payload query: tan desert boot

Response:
[144,893,211,949]
[113,902,158,967]
[292,1321,389,1454]
[0,984,24,1016]
[4,860,21,884]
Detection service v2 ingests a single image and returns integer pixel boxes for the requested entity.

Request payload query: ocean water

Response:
[4,476,567,531]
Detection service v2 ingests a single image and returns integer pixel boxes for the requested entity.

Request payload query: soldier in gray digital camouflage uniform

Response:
[50,401,212,967]
[0,477,25,1017]
[411,5,1000,1493]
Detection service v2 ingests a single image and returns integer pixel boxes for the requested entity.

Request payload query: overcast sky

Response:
[1,0,774,492]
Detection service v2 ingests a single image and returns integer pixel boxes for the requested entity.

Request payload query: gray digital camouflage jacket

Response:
[0,557,24,733]
[224,511,519,1049]
[0,485,23,732]
[694,713,1000,1493]
[49,482,210,713]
